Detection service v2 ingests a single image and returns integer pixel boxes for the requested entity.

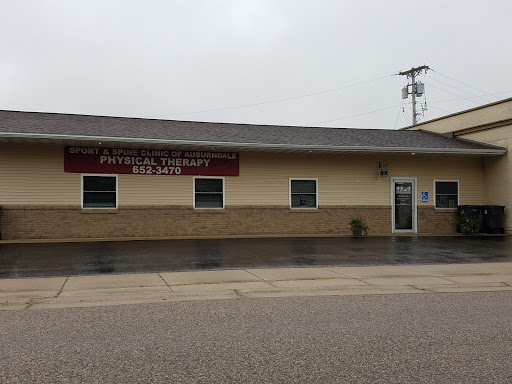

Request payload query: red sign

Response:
[64,146,239,176]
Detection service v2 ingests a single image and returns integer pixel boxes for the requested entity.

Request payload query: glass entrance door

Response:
[392,179,416,232]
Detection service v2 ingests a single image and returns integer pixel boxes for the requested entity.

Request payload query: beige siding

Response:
[1,143,484,208]
[459,125,512,230]
[406,99,512,133]
[232,152,483,206]
[231,152,394,206]
[118,174,192,205]
[391,155,484,205]
[460,124,511,149]
[0,143,193,206]
[0,143,80,204]
[410,108,511,231]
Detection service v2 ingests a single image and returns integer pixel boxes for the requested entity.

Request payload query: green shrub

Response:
[349,216,369,235]
[456,214,481,235]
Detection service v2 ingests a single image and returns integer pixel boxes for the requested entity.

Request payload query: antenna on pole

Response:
[398,65,430,125]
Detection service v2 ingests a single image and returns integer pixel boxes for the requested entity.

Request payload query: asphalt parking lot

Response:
[1,235,511,278]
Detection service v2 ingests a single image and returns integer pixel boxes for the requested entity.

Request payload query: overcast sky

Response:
[1,0,511,129]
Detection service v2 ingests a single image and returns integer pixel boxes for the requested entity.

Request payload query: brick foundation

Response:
[417,206,458,234]
[0,205,458,240]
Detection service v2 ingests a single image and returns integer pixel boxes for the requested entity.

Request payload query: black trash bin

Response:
[481,205,505,234]
[457,205,482,233]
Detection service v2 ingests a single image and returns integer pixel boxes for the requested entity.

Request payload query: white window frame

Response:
[193,176,225,209]
[81,174,119,209]
[434,180,459,209]
[289,178,318,209]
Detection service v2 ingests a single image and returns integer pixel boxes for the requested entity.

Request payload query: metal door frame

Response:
[391,177,417,233]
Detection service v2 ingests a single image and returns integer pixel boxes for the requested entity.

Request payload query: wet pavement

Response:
[0,236,511,278]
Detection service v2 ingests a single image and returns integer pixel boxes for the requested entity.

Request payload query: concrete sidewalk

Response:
[1,262,512,311]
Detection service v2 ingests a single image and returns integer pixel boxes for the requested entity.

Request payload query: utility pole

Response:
[399,65,429,125]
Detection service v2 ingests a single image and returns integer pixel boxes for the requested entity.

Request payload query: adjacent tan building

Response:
[404,97,512,232]
[0,107,507,240]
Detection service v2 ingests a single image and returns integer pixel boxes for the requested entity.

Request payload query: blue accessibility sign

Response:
[421,191,429,203]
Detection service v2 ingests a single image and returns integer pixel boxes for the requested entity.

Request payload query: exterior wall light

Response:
[379,161,389,177]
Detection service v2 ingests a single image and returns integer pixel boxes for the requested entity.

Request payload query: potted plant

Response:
[349,216,369,236]
[457,214,481,235]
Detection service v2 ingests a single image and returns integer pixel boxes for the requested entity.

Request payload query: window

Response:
[290,179,317,208]
[435,181,458,208]
[194,177,224,208]
[82,175,118,208]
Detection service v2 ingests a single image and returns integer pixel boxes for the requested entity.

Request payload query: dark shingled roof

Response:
[0,110,506,154]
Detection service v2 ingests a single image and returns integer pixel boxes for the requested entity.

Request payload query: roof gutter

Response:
[0,132,506,156]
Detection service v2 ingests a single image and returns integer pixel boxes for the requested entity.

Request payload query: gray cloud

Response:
[1,0,511,129]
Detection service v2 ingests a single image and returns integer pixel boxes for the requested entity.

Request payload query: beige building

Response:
[0,107,507,240]
[404,97,512,232]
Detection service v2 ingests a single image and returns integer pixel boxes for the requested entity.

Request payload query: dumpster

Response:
[481,205,505,234]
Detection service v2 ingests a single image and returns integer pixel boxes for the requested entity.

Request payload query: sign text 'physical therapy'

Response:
[64,146,239,176]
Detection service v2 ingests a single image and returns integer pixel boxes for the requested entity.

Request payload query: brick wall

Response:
[417,206,458,233]
[0,205,458,240]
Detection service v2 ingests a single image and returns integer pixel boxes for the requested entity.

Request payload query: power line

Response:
[136,69,512,128]
[431,70,500,100]
[402,102,413,125]
[309,90,511,129]
[425,74,494,104]
[316,80,512,129]
[427,104,452,114]
[393,103,403,129]
[315,104,400,125]
[321,89,512,128]
[143,75,392,118]
[428,90,512,105]
[424,82,484,106]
